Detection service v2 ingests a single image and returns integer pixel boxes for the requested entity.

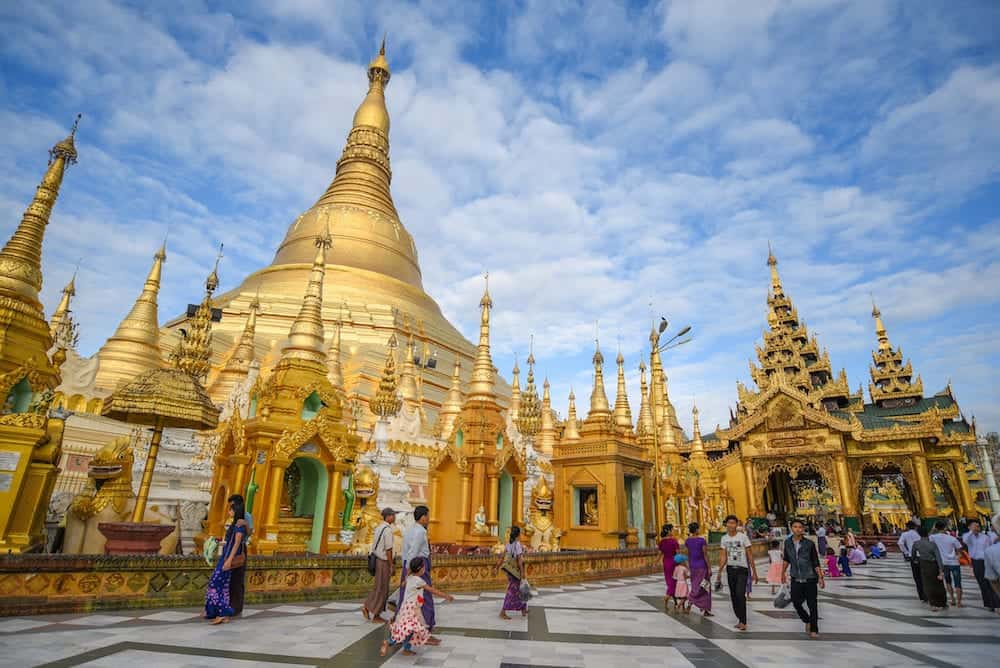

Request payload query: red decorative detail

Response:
[97,522,174,555]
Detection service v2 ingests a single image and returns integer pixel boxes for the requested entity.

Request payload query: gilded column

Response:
[953,459,976,519]
[513,476,524,526]
[912,455,936,517]
[325,466,344,541]
[834,455,857,516]
[487,475,499,523]
[459,474,471,523]
[231,455,251,499]
[264,459,289,528]
[742,459,757,515]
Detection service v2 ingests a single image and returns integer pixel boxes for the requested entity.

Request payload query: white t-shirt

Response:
[402,574,426,606]
[768,548,782,564]
[721,532,752,568]
[930,532,962,566]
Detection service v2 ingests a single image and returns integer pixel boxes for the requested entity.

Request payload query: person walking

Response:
[380,557,455,657]
[912,525,948,611]
[898,521,925,602]
[717,515,757,630]
[983,532,1000,615]
[743,518,755,599]
[399,505,436,632]
[781,518,825,638]
[766,540,784,595]
[961,519,997,612]
[205,496,248,625]
[226,494,250,617]
[362,507,396,623]
[930,520,963,607]
[658,524,679,605]
[816,525,828,560]
[496,526,528,619]
[673,554,691,610]
[684,522,713,617]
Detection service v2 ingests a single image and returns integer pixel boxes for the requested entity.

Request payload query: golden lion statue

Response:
[348,464,382,555]
[62,435,177,554]
[524,476,561,551]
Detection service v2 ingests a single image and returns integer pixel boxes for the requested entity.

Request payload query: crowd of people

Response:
[198,495,1000,653]
[898,517,1000,613]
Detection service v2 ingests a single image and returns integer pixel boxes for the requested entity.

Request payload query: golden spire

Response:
[588,338,611,418]
[613,349,633,430]
[209,291,260,400]
[466,275,496,401]
[658,370,678,452]
[326,319,344,390]
[436,358,463,436]
[691,403,704,453]
[94,242,166,391]
[564,388,580,441]
[48,269,77,340]
[171,244,222,380]
[649,327,667,429]
[871,300,890,352]
[371,334,402,418]
[517,340,541,437]
[0,114,79,312]
[398,333,418,403]
[281,233,331,363]
[767,241,783,296]
[539,377,555,454]
[509,353,521,422]
[637,361,654,437]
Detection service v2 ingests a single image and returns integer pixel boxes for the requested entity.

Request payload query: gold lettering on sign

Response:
[770,437,806,448]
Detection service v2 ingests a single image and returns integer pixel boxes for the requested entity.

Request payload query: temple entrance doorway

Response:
[762,467,835,526]
[283,456,329,553]
[930,468,961,525]
[857,464,916,534]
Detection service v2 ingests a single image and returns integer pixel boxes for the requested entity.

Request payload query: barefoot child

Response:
[673,554,690,611]
[766,540,784,595]
[381,557,454,657]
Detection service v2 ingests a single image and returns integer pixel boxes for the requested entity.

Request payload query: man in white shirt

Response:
[398,505,437,633]
[983,538,1000,615]
[897,522,924,602]
[717,514,757,630]
[930,520,963,607]
[962,519,998,611]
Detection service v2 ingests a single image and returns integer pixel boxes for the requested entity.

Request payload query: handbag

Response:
[367,526,389,576]
[519,578,533,601]
[773,585,792,609]
[958,550,971,567]
[501,546,521,579]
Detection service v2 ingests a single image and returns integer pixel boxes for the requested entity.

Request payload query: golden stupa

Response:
[156,41,487,420]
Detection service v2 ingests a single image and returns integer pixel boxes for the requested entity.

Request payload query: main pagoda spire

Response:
[94,242,167,391]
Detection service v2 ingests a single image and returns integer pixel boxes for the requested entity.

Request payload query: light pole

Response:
[650,318,693,532]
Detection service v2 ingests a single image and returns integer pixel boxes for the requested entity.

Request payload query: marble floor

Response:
[1,557,997,667]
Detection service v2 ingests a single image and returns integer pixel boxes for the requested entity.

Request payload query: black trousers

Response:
[726,566,749,624]
[230,566,246,615]
[790,579,819,633]
[972,559,998,610]
[908,556,925,601]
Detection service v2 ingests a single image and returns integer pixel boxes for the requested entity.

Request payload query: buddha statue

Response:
[473,505,489,534]
[583,492,598,526]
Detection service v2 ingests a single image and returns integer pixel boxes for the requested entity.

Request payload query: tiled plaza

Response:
[1,557,997,667]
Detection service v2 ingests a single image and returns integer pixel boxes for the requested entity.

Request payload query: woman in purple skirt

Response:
[495,526,527,619]
[684,522,713,616]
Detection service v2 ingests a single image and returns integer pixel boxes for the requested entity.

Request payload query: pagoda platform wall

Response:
[0,542,767,616]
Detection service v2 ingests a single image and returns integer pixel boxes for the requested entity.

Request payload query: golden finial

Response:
[367,33,391,83]
[691,402,704,453]
[371,334,402,418]
[517,340,542,437]
[50,113,81,166]
[171,251,221,380]
[870,296,890,352]
[281,232,330,363]
[467,274,496,400]
[588,334,611,417]
[0,115,81,310]
[565,386,580,441]
[613,345,632,430]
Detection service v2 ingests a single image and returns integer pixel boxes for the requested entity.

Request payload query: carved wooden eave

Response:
[385,438,439,460]
[428,441,468,473]
[493,439,526,475]
[273,406,359,461]
[717,386,852,442]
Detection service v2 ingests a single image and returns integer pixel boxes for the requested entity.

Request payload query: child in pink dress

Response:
[673,554,690,611]
[826,547,842,577]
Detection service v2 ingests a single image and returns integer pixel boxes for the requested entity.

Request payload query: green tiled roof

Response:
[942,420,971,435]
[862,394,954,418]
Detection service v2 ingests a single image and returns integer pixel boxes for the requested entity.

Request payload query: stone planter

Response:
[98,522,175,555]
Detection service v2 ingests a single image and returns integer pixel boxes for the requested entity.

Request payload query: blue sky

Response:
[1,0,998,435]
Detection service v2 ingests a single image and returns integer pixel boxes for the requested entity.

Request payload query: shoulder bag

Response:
[368,526,389,576]
[501,545,521,580]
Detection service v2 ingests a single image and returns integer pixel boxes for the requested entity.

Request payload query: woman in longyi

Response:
[204,497,248,624]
